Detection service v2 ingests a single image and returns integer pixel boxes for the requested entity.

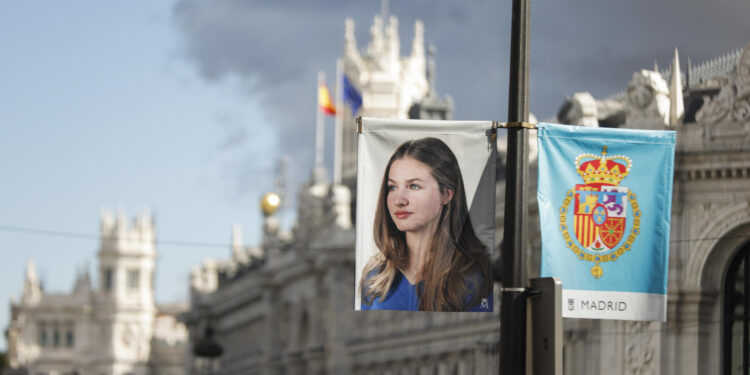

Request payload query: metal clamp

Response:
[501,286,541,298]
[499,121,537,129]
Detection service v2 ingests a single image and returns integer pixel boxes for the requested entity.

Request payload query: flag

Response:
[318,83,336,116]
[343,75,362,114]
[537,123,676,321]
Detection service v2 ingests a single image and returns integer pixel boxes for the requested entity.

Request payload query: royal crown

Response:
[575,146,631,186]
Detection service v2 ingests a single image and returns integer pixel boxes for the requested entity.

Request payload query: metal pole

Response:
[315,70,326,168]
[500,0,530,374]
[334,59,344,185]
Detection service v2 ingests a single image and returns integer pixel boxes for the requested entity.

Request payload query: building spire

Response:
[344,18,358,59]
[385,16,400,66]
[22,260,42,304]
[670,48,684,125]
[427,45,437,96]
[367,15,384,57]
[231,222,247,264]
[232,222,243,249]
[410,20,424,60]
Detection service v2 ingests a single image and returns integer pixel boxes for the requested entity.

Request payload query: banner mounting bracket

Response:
[499,121,537,129]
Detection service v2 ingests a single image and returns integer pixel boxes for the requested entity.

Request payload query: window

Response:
[724,242,750,375]
[53,327,60,347]
[38,323,47,347]
[104,268,114,292]
[66,328,75,348]
[127,269,140,290]
[299,309,309,347]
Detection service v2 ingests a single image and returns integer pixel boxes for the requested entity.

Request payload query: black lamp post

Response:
[193,325,223,375]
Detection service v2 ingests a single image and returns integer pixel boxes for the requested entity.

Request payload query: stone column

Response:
[325,264,354,374]
[262,284,280,375]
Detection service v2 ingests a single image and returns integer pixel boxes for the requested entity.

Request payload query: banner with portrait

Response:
[537,123,676,321]
[355,117,496,312]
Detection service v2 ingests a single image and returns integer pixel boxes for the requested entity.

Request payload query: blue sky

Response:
[2,0,750,352]
[0,1,280,351]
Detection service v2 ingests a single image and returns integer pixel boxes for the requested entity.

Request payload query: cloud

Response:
[174,0,367,208]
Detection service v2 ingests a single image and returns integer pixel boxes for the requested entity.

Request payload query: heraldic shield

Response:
[559,146,641,279]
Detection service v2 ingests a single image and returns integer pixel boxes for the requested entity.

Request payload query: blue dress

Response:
[361,270,493,312]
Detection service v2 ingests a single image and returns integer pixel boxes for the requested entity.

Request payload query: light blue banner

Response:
[537,123,675,321]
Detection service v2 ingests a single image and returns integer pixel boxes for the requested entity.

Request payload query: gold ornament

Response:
[260,192,281,216]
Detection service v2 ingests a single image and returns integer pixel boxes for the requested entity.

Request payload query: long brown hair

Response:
[360,137,493,311]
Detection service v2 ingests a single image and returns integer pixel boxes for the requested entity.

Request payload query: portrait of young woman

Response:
[358,137,494,312]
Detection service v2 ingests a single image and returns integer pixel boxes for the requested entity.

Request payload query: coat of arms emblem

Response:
[559,146,641,279]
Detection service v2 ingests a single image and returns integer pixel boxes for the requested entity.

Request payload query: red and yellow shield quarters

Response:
[600,217,625,249]
[560,146,641,279]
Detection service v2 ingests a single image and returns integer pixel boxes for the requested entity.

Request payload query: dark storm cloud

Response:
[531,0,750,117]
[173,0,750,196]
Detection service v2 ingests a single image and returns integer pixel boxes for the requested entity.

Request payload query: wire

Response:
[2,224,749,249]
[3,226,745,341]
[0,224,229,249]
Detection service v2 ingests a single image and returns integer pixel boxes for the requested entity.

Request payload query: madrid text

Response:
[579,299,627,311]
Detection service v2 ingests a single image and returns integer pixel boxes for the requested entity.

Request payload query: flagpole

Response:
[316,70,325,170]
[500,0,530,374]
[334,59,344,185]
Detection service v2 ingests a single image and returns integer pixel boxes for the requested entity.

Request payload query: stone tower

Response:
[96,208,156,374]
[337,15,452,189]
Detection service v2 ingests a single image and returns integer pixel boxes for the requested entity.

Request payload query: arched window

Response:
[724,241,750,375]
[299,309,309,348]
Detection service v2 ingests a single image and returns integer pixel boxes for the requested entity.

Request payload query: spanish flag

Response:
[318,84,336,116]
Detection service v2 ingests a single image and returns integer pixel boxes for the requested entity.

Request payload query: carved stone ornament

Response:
[625,70,670,126]
[696,79,732,124]
[696,43,750,125]
[625,321,656,375]
[566,92,599,127]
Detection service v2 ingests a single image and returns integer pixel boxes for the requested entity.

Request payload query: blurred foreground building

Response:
[4,210,188,375]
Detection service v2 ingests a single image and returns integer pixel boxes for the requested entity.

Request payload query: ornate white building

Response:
[4,210,188,375]
[181,9,750,375]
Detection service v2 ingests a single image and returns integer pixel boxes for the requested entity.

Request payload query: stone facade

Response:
[4,210,188,375]
[558,44,750,375]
